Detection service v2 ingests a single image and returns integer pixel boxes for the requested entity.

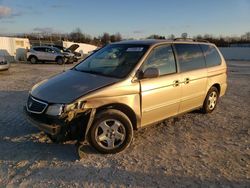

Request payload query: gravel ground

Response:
[0,61,249,187]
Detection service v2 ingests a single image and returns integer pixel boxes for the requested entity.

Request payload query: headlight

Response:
[45,101,86,116]
[46,104,64,116]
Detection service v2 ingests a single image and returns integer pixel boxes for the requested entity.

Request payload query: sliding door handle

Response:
[173,80,179,87]
[184,78,190,84]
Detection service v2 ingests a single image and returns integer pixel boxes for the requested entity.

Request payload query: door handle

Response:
[173,80,179,87]
[184,78,190,84]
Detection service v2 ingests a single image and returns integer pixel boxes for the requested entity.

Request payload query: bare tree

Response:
[168,34,175,40]
[146,34,165,39]
[101,32,111,45]
[242,32,250,40]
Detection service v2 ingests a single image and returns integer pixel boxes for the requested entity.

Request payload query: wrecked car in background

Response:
[27,46,75,64]
[52,44,82,62]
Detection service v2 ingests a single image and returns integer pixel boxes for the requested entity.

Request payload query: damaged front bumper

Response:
[24,107,61,135]
[24,105,96,142]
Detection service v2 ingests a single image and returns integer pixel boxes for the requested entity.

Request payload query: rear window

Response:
[174,44,206,72]
[200,44,221,67]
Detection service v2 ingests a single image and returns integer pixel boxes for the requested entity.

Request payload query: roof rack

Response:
[195,39,210,43]
[173,38,209,43]
[174,38,194,41]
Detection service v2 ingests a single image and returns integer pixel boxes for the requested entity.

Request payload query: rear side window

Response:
[33,47,45,52]
[200,44,221,67]
[142,45,176,76]
[174,44,206,72]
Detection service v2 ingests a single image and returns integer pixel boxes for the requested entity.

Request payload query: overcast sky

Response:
[0,0,250,38]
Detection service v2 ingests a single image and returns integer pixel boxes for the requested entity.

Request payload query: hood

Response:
[67,44,79,52]
[31,70,120,104]
[63,52,75,57]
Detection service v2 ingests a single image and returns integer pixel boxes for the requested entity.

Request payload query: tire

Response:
[56,57,64,65]
[202,86,219,113]
[89,109,133,154]
[30,56,38,64]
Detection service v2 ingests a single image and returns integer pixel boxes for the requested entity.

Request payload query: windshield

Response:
[74,44,149,78]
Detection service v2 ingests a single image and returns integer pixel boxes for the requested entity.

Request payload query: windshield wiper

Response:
[73,68,108,77]
[73,67,121,78]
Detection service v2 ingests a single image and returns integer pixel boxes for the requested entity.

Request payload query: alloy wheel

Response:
[95,119,126,150]
[208,91,217,110]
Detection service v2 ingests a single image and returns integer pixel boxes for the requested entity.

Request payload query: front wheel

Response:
[89,109,133,154]
[56,57,64,65]
[202,86,219,113]
[30,56,37,64]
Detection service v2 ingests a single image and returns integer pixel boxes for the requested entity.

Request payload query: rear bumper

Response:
[24,107,61,135]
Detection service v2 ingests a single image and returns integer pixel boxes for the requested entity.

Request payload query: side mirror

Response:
[142,67,159,79]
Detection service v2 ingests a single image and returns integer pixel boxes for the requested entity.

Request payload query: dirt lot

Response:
[0,61,249,187]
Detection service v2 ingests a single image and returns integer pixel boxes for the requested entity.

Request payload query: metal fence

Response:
[219,47,250,60]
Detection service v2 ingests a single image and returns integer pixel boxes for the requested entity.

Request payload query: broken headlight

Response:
[64,101,86,112]
[46,104,64,116]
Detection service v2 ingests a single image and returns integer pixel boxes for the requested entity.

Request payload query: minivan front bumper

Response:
[24,107,61,135]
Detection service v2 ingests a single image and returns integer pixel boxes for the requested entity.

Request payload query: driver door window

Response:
[142,45,176,76]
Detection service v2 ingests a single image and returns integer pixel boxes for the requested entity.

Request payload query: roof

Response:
[112,39,170,46]
[112,39,213,46]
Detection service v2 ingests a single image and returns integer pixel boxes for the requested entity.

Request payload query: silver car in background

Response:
[0,56,10,71]
[27,46,74,64]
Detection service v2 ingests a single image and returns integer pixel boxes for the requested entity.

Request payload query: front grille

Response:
[26,96,48,114]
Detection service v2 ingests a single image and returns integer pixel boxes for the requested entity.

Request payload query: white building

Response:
[0,37,30,61]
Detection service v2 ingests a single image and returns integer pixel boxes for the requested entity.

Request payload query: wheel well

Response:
[96,103,137,130]
[28,55,37,61]
[56,56,63,61]
[212,83,221,95]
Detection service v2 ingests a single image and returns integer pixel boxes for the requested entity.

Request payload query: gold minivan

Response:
[25,39,227,153]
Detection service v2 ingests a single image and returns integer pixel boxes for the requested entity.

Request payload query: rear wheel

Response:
[202,86,219,113]
[89,109,133,154]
